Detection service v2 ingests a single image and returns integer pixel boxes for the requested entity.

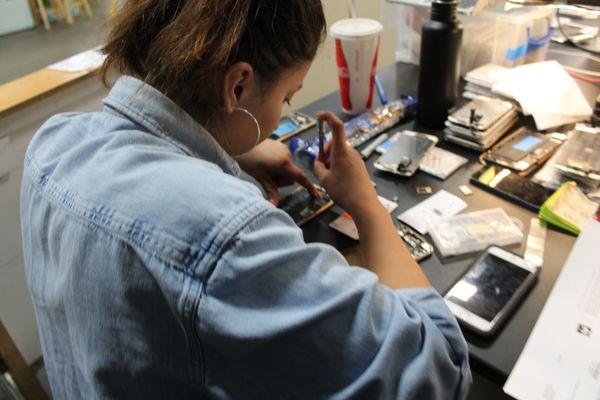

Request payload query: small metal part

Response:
[416,186,433,195]
[459,185,473,196]
[397,156,412,172]
[318,120,325,162]
[469,108,482,128]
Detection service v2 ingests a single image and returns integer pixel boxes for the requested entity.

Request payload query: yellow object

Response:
[539,182,599,235]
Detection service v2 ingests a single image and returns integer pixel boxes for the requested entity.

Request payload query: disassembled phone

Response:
[277,185,333,226]
[482,127,564,175]
[271,112,317,141]
[552,127,600,187]
[396,221,434,262]
[470,166,553,212]
[329,215,433,262]
[444,246,540,337]
[374,130,438,177]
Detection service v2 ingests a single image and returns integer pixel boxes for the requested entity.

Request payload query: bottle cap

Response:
[330,18,383,40]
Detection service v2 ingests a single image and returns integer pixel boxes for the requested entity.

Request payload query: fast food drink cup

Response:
[330,18,383,115]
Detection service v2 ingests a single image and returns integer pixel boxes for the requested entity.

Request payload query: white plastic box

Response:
[428,208,523,257]
[486,5,555,68]
[382,2,555,74]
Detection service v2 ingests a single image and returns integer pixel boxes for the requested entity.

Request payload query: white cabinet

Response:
[0,0,35,36]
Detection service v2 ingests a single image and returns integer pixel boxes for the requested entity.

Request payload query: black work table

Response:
[290,61,586,386]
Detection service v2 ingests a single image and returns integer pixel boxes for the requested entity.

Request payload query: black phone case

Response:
[469,166,553,212]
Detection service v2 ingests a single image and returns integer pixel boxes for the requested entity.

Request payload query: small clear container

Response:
[486,6,555,68]
[428,208,523,257]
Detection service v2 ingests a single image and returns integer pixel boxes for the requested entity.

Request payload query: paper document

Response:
[492,61,593,130]
[48,47,106,73]
[504,220,600,400]
[397,190,467,234]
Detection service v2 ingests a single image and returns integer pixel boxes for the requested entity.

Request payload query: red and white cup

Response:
[330,18,383,115]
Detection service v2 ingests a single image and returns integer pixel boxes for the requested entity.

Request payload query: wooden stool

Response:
[109,0,118,17]
[62,0,94,25]
[32,0,68,31]
[0,320,49,400]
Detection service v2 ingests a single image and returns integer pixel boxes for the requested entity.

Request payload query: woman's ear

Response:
[222,62,255,113]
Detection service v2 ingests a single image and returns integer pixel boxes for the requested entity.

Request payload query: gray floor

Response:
[0,3,109,85]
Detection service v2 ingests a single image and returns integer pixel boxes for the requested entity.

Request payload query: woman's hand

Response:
[237,139,317,205]
[314,111,430,289]
[313,112,383,220]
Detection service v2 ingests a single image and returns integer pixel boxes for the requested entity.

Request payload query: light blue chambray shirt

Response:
[20,76,471,399]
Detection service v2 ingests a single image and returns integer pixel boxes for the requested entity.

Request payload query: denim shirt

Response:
[20,76,471,399]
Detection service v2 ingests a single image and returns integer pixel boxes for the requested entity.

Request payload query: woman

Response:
[20,1,470,398]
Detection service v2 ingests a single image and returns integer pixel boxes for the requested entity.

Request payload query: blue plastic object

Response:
[505,22,553,61]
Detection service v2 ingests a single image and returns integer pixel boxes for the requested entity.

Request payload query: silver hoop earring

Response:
[231,107,261,157]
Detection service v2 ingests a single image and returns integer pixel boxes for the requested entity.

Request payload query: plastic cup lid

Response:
[330,18,383,40]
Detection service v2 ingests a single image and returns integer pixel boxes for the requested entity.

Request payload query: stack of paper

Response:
[539,181,599,235]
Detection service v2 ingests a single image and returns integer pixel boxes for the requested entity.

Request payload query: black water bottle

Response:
[417,0,463,129]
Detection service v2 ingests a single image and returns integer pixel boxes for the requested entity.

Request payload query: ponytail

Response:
[101,0,326,120]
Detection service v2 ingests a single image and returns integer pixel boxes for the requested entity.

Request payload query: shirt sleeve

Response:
[197,207,471,400]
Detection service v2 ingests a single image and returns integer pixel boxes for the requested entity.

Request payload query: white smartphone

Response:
[444,246,540,337]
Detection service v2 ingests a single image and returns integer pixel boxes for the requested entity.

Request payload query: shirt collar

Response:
[102,76,241,176]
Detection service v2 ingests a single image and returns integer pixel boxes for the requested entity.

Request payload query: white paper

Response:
[492,61,593,130]
[397,190,467,234]
[419,147,468,180]
[504,219,600,400]
[47,47,106,73]
[377,195,398,214]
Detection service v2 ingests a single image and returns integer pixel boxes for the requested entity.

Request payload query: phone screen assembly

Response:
[470,166,554,212]
[278,186,333,226]
[444,246,539,337]
[483,127,564,175]
[271,112,317,141]
[374,130,438,177]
